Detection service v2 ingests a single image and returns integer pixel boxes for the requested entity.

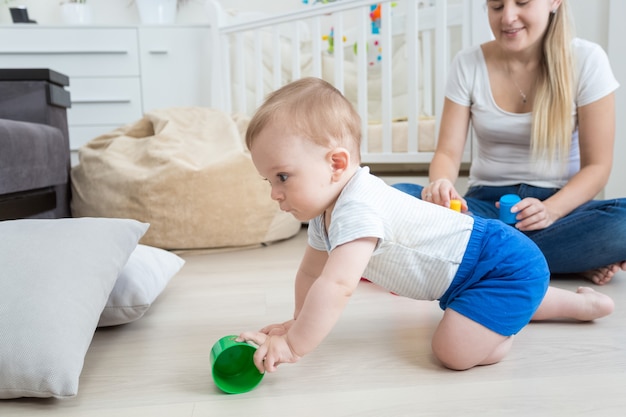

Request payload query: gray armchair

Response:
[0,69,71,220]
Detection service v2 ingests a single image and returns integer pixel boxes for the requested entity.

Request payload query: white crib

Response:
[206,0,481,166]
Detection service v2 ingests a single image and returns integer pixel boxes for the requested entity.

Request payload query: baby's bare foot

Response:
[580,264,621,285]
[574,287,614,321]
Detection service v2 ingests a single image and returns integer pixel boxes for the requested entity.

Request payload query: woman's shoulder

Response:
[571,37,608,60]
[571,38,618,105]
[454,44,484,64]
[571,37,614,78]
[449,44,485,78]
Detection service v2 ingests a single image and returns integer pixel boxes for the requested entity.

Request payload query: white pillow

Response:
[0,217,148,399]
[98,244,185,327]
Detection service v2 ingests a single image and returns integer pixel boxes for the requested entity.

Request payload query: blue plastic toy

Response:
[499,194,521,224]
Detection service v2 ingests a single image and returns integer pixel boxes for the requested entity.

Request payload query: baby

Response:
[238,77,614,372]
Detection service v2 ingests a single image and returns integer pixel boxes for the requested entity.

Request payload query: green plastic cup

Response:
[210,335,264,394]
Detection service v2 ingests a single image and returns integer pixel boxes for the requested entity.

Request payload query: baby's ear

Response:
[329,147,350,179]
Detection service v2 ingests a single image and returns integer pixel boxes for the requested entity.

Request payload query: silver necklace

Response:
[506,63,528,104]
[511,78,527,104]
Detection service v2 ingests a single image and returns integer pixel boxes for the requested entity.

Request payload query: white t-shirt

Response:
[446,38,619,188]
[308,167,473,301]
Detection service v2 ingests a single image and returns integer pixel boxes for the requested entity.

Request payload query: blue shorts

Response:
[438,217,549,336]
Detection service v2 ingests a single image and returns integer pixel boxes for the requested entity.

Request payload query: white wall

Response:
[0,1,613,49]
[569,0,609,48]
[2,0,623,195]
[0,0,613,43]
[0,0,303,25]
[569,0,624,198]
[606,0,625,199]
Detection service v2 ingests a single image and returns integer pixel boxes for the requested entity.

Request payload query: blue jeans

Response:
[392,182,626,274]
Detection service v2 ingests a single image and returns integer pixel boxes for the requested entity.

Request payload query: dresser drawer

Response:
[68,77,142,126]
[0,27,139,77]
[70,125,122,151]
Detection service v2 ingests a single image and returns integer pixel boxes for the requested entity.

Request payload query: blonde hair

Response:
[245,77,362,163]
[531,0,575,163]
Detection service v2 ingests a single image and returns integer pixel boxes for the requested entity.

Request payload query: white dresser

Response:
[0,25,211,150]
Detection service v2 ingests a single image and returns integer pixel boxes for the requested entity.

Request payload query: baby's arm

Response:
[256,247,327,337]
[293,245,329,319]
[286,237,377,356]
[241,237,377,372]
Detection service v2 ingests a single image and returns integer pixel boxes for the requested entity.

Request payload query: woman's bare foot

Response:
[574,287,614,321]
[580,262,626,285]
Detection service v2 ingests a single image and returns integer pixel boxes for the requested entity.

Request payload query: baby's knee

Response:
[431,335,513,371]
[432,347,473,371]
[431,339,474,371]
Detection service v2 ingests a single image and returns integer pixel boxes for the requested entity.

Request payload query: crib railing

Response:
[206,0,472,164]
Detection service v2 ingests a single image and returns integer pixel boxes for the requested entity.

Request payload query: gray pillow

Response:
[0,217,149,399]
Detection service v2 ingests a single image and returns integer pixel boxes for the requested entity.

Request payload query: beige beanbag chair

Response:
[71,107,301,250]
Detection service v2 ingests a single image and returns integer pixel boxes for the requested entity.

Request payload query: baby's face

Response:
[250,124,338,223]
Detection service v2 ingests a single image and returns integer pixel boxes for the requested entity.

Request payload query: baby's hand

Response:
[237,332,301,373]
[261,319,295,336]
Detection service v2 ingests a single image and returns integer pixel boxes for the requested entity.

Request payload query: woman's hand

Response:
[422,178,468,211]
[236,332,301,373]
[503,197,561,231]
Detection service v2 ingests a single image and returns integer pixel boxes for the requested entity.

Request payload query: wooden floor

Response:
[4,227,626,416]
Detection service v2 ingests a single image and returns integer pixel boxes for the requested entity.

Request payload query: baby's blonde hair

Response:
[245,77,362,163]
[531,0,575,164]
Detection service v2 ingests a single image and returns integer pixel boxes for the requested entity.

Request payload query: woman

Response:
[394,0,626,285]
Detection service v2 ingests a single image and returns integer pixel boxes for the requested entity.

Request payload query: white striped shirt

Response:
[308,167,474,300]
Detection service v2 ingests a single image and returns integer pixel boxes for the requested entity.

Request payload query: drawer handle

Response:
[0,50,129,55]
[148,49,169,55]
[72,98,132,104]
